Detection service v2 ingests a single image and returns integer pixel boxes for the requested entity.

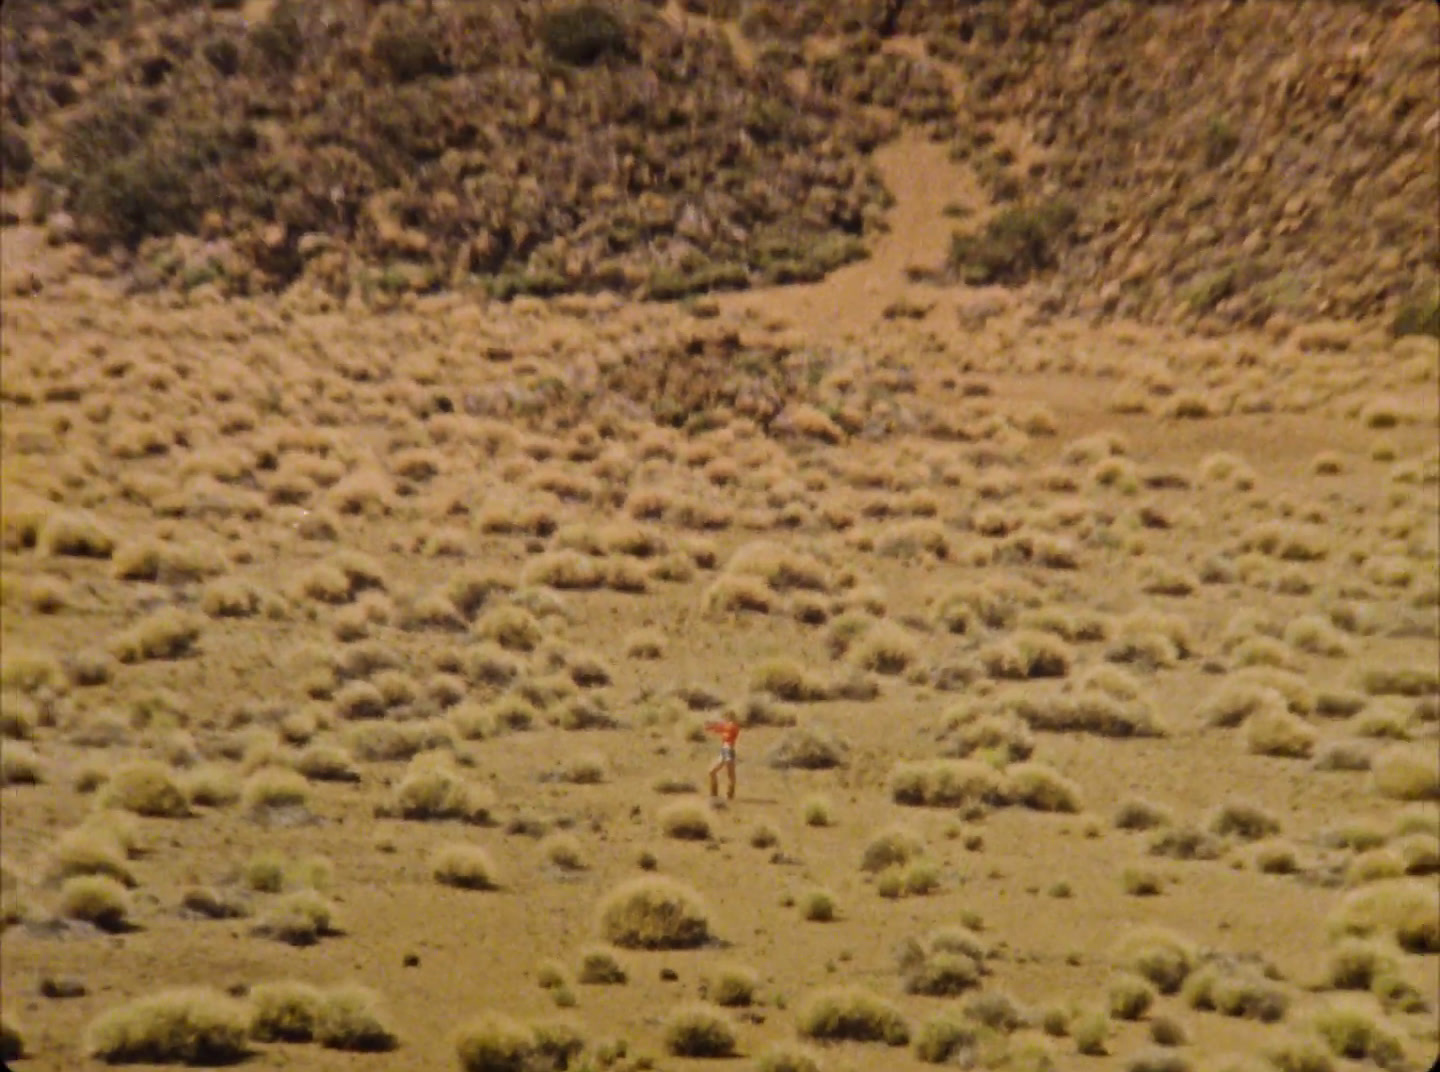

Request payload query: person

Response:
[703,715,740,801]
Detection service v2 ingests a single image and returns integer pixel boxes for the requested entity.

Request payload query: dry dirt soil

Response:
[2,77,1439,1072]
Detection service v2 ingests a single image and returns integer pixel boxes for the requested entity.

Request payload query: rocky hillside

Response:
[2,0,1436,331]
[0,0,900,299]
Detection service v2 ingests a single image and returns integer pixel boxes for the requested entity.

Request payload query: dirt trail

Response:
[725,132,982,340]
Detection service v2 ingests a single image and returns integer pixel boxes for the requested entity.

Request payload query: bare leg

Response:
[725,760,736,800]
[708,758,724,798]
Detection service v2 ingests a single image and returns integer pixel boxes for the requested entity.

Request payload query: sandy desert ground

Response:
[2,114,1438,1072]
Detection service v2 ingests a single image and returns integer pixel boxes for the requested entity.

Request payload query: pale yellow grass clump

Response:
[455,1013,583,1072]
[98,761,191,818]
[254,889,336,947]
[474,605,544,652]
[313,984,400,1051]
[109,608,203,663]
[725,540,833,593]
[861,825,926,873]
[795,986,911,1046]
[0,652,66,695]
[1112,927,1198,994]
[241,767,311,817]
[1003,762,1083,813]
[1327,879,1439,953]
[577,945,627,984]
[664,1003,737,1057]
[701,573,775,616]
[522,550,606,591]
[1309,998,1405,1067]
[889,759,1003,809]
[85,988,250,1064]
[752,657,831,701]
[659,800,714,841]
[381,759,494,824]
[249,980,325,1042]
[0,742,44,786]
[1198,682,1293,728]
[1182,962,1288,1022]
[1370,745,1439,801]
[848,621,920,675]
[433,844,499,890]
[1244,705,1317,758]
[707,963,760,1007]
[38,511,115,559]
[755,1044,824,1072]
[939,709,1035,763]
[597,876,712,949]
[59,874,133,931]
[48,824,137,887]
[981,630,1074,680]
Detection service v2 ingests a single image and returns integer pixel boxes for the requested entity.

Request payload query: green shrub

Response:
[73,123,249,250]
[203,37,241,77]
[948,200,1078,285]
[0,1012,22,1061]
[370,11,450,83]
[1391,286,1440,339]
[249,0,305,74]
[539,4,629,66]
[1,124,33,190]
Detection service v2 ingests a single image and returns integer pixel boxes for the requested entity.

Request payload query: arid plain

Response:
[2,3,1439,1072]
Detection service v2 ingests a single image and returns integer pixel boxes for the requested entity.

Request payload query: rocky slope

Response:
[1,0,1436,331]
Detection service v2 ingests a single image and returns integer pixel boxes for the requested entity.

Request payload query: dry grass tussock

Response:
[454,1012,583,1072]
[598,876,711,949]
[85,988,250,1064]
[796,986,911,1046]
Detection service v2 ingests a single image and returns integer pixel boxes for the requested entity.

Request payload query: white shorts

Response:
[719,745,735,764]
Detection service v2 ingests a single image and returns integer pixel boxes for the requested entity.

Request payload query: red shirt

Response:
[706,721,740,747]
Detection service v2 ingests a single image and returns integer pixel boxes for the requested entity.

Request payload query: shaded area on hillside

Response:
[1,0,1437,330]
[0,0,905,297]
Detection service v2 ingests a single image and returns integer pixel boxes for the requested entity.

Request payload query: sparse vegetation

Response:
[1,9,1437,1065]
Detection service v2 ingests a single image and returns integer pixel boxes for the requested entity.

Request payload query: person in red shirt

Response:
[704,715,741,801]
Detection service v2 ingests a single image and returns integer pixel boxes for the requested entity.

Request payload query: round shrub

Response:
[663,1003,736,1057]
[598,876,712,949]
